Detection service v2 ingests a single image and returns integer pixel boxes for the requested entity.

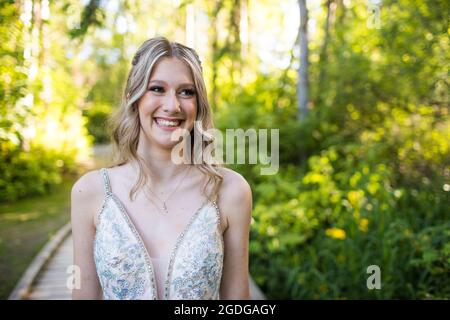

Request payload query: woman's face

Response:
[137,57,197,149]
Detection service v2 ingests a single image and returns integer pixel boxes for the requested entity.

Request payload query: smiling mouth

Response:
[153,117,184,129]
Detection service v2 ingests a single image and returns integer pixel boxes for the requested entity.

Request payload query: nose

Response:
[162,89,181,113]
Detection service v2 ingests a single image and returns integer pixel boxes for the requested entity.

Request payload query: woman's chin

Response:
[141,124,191,151]
[149,134,180,150]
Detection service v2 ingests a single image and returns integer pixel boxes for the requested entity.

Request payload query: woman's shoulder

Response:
[71,170,106,222]
[71,169,105,199]
[216,167,252,224]
[217,167,251,194]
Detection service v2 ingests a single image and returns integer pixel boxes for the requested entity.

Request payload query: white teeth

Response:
[155,118,181,127]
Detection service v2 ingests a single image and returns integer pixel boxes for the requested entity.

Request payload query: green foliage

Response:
[246,110,449,298]
[0,1,27,149]
[84,103,110,144]
[0,146,62,202]
[67,0,105,39]
[1,0,448,299]
[0,0,92,202]
[214,0,449,299]
[0,175,76,299]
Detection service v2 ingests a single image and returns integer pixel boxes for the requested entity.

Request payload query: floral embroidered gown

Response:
[93,168,224,299]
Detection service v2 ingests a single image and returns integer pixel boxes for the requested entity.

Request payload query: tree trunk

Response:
[317,0,333,107]
[209,1,223,110]
[229,0,242,84]
[297,0,309,120]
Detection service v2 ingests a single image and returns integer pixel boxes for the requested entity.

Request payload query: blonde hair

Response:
[109,37,223,201]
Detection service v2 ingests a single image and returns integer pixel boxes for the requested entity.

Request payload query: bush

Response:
[233,101,450,299]
[82,102,113,144]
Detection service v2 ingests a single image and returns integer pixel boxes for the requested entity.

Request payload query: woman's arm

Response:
[218,168,253,300]
[71,171,104,299]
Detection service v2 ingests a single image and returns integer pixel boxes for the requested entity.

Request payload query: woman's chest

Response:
[94,197,224,299]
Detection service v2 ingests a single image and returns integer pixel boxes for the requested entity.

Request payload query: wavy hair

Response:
[108,37,223,201]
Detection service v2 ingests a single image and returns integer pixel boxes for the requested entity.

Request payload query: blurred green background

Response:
[0,0,448,299]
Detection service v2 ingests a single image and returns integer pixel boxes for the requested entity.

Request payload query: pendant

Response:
[162,202,168,214]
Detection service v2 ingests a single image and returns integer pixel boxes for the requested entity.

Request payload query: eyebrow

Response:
[148,80,195,87]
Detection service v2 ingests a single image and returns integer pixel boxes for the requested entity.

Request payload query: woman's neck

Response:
[135,136,190,184]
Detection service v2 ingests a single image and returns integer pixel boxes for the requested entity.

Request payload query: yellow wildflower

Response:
[359,218,369,233]
[325,228,346,240]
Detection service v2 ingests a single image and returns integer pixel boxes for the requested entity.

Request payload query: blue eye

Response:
[149,86,164,93]
[180,89,196,97]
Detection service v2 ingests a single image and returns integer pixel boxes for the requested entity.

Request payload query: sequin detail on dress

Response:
[93,168,224,300]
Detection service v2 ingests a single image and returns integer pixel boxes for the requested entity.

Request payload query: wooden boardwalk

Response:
[26,235,73,300]
[20,232,265,300]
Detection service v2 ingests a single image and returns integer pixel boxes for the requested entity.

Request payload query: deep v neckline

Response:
[105,190,211,299]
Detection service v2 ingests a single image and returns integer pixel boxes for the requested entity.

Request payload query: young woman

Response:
[71,37,252,300]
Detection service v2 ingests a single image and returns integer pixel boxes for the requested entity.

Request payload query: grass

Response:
[0,144,114,299]
[0,174,77,299]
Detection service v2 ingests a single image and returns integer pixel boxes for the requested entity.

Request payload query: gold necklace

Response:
[146,166,192,215]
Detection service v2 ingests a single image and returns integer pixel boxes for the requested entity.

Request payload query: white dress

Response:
[93,168,224,299]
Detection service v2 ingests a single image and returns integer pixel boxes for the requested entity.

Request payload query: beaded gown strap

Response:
[99,168,112,196]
